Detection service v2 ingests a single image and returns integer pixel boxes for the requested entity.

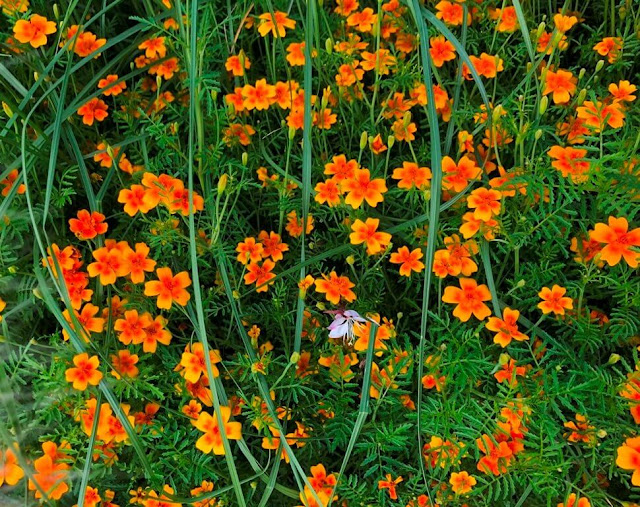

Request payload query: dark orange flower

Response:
[65,353,103,391]
[77,98,108,126]
[13,14,56,48]
[68,209,108,240]
[442,278,492,322]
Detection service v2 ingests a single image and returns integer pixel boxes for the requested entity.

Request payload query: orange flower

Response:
[349,218,392,255]
[442,155,480,192]
[492,6,518,32]
[616,437,640,486]
[225,52,251,76]
[139,37,166,58]
[307,463,337,496]
[464,53,504,79]
[13,14,56,48]
[370,134,387,154]
[346,8,377,32]
[390,246,425,277]
[335,0,359,16]
[236,237,264,265]
[118,184,159,216]
[144,267,192,309]
[149,57,180,79]
[258,11,296,37]
[314,179,341,207]
[391,118,417,142]
[242,79,276,111]
[537,285,573,315]
[62,303,105,342]
[0,447,24,487]
[77,98,108,126]
[589,216,640,268]
[593,36,622,63]
[286,42,306,66]
[110,349,139,379]
[87,246,129,285]
[449,471,476,494]
[28,454,69,500]
[0,169,26,196]
[467,187,502,221]
[576,100,625,131]
[485,308,528,347]
[195,407,242,455]
[609,80,637,102]
[430,35,456,67]
[258,231,289,262]
[342,168,387,208]
[315,271,356,305]
[114,310,152,345]
[68,209,108,240]
[223,123,256,147]
[141,315,171,353]
[543,69,577,104]
[244,259,276,292]
[392,161,432,190]
[557,493,591,507]
[442,278,492,322]
[313,108,337,129]
[378,474,402,500]
[476,433,513,474]
[124,242,156,284]
[65,353,103,390]
[98,74,126,96]
[547,146,591,183]
[73,31,106,58]
[1,0,28,16]
[435,1,468,26]
[554,14,578,32]
[324,155,357,182]
[285,210,314,237]
[179,343,221,383]
[360,49,396,75]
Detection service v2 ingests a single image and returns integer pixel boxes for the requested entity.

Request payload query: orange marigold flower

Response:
[225,52,251,76]
[476,433,513,475]
[1,169,26,197]
[324,154,357,181]
[538,285,573,315]
[286,41,306,66]
[77,98,108,126]
[589,216,640,268]
[224,123,256,147]
[467,187,502,221]
[28,453,69,500]
[342,167,387,208]
[450,471,476,494]
[349,218,392,255]
[543,69,577,104]
[430,35,456,67]
[257,11,296,37]
[258,230,289,262]
[73,31,106,58]
[0,447,24,487]
[486,308,528,347]
[244,259,276,292]
[609,80,637,102]
[464,53,504,79]
[346,8,377,32]
[62,302,105,342]
[360,49,396,75]
[110,349,139,379]
[390,246,425,277]
[314,179,342,207]
[65,353,103,391]
[547,145,590,183]
[118,184,158,216]
[442,155,481,192]
[391,118,417,142]
[141,315,171,353]
[149,57,180,79]
[69,209,108,240]
[335,0,359,16]
[378,474,402,500]
[442,278,492,322]
[313,108,337,129]
[392,161,431,190]
[315,271,356,305]
[114,309,152,346]
[180,343,221,383]
[285,210,314,237]
[435,0,468,26]
[1,0,29,16]
[236,237,264,265]
[554,13,578,32]
[617,437,640,486]
[144,267,192,309]
[195,407,242,455]
[98,74,126,96]
[87,246,129,285]
[557,493,591,507]
[138,37,166,58]
[593,36,622,63]
[13,14,56,48]
[125,242,156,284]
[576,100,625,131]
[491,6,518,32]
[243,79,276,111]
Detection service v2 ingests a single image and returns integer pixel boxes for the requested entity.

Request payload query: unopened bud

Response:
[156,75,162,90]
[578,68,586,80]
[325,38,333,55]
[33,288,43,300]
[387,135,395,149]
[535,22,546,38]
[8,266,17,274]
[402,111,412,127]
[288,126,296,140]
[576,88,587,105]
[211,90,218,102]
[217,174,228,193]
[499,353,510,365]
[316,301,326,311]
[534,129,543,140]
[359,131,368,150]
[607,353,621,365]
[2,102,12,118]
[290,351,300,364]
[538,96,548,115]
[242,152,248,166]
[516,279,526,288]
[346,255,355,265]
[595,60,605,73]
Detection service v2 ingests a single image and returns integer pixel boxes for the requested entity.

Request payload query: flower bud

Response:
[325,38,333,55]
[2,102,13,118]
[498,353,510,365]
[211,90,218,102]
[346,255,355,265]
[8,266,17,274]
[578,68,586,80]
[516,279,526,288]
[156,75,162,90]
[33,288,43,300]
[538,96,548,116]
[242,152,248,166]
[290,351,300,364]
[359,131,368,150]
[595,60,605,73]
[316,301,326,311]
[288,126,296,140]
[217,174,228,193]
[535,22,546,38]
[576,88,587,105]
[53,4,60,20]
[534,129,543,140]
[607,353,621,365]
[402,111,412,127]
[387,135,395,149]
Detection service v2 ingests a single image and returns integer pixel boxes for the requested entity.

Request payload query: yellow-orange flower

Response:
[65,353,103,391]
[349,218,391,255]
[194,407,242,455]
[258,11,296,38]
[144,267,192,309]
[442,278,492,322]
[342,168,387,208]
[0,447,24,487]
[315,271,356,305]
[589,216,640,268]
[537,285,573,315]
[390,246,425,277]
[450,471,476,494]
[13,14,56,48]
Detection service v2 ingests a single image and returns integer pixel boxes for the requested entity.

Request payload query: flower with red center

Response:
[62,303,105,342]
[342,168,387,208]
[346,8,377,32]
[390,246,425,277]
[68,209,108,240]
[141,315,171,353]
[244,259,276,292]
[114,310,152,346]
[315,271,356,305]
[258,231,289,262]
[139,37,166,58]
[476,433,513,475]
[485,308,529,347]
[118,184,158,216]
[236,237,264,265]
[467,187,502,221]
[28,453,69,500]
[257,11,296,37]
[314,179,342,207]
[442,278,492,322]
[442,155,481,192]
[463,53,504,79]
[77,98,108,126]
[547,145,591,183]
[98,74,126,96]
[589,216,640,267]
[285,210,314,237]
[392,161,432,190]
[73,31,106,58]
[435,0,467,25]
[225,52,251,76]
[430,35,456,67]
[616,437,640,486]
[307,464,337,496]
[194,407,242,455]
[65,353,103,391]
[144,267,192,309]
[324,155,358,182]
[609,80,637,102]
[538,285,573,315]
[593,36,622,63]
[87,246,129,285]
[576,100,625,131]
[242,79,276,111]
[349,218,392,255]
[13,14,56,48]
[0,447,24,487]
[179,343,221,384]
[110,349,139,379]
[125,242,156,284]
[0,169,26,197]
[378,474,402,500]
